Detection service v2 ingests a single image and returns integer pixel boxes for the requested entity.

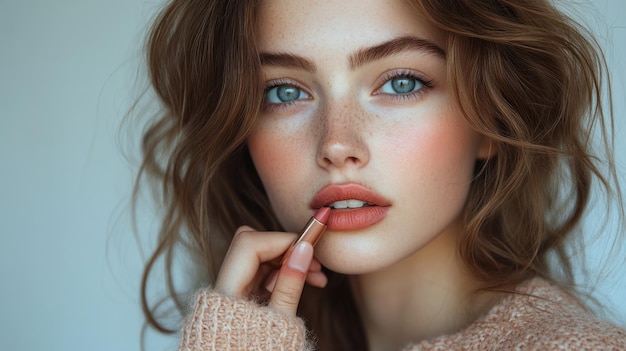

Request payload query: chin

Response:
[314,237,402,275]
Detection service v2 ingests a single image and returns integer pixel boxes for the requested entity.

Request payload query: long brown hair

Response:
[135,0,621,349]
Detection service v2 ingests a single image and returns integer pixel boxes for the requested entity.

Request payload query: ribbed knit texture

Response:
[408,278,626,350]
[178,290,311,351]
[179,279,626,350]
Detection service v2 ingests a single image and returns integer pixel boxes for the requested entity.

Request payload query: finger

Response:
[215,228,295,296]
[235,225,255,235]
[305,271,328,288]
[305,257,325,287]
[266,256,325,293]
[265,270,279,292]
[308,258,322,272]
[269,242,313,315]
[266,264,328,293]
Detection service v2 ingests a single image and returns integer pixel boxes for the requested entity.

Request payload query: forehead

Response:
[255,0,443,54]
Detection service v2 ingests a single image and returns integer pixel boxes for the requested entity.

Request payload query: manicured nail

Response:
[265,271,278,292]
[287,242,313,273]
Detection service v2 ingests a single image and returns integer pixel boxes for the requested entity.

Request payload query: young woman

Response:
[136,0,626,349]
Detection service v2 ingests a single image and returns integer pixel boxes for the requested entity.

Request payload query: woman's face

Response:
[249,0,491,274]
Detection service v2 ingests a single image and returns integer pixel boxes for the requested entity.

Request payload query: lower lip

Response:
[327,206,389,231]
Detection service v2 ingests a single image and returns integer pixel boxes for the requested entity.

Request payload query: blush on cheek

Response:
[384,122,479,195]
[248,126,289,178]
[247,129,312,231]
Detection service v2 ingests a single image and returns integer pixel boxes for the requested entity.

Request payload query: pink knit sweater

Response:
[178,278,626,350]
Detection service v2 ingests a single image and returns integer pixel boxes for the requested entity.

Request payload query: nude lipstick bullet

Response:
[281,207,331,264]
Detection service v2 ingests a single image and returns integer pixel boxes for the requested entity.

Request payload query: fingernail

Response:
[265,271,278,292]
[287,242,313,273]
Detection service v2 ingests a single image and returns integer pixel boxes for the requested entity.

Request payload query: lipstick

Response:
[281,207,331,264]
[311,184,390,231]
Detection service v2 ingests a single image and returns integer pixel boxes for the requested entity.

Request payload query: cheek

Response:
[383,115,481,205]
[248,120,302,175]
[248,134,286,176]
[424,128,478,177]
[387,121,479,172]
[247,125,308,225]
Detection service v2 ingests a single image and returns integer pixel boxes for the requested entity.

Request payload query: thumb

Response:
[268,242,314,315]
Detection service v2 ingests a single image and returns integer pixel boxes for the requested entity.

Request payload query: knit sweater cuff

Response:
[178,289,313,351]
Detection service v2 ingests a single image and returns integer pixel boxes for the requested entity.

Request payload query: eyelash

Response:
[374,69,434,101]
[262,79,309,112]
[261,70,435,111]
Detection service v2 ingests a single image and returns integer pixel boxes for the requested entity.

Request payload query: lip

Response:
[311,183,391,231]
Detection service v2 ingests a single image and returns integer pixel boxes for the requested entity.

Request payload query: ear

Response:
[476,135,498,160]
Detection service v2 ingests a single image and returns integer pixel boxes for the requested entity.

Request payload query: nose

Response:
[316,102,370,170]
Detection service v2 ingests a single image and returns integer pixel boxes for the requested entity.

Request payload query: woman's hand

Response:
[214,226,328,316]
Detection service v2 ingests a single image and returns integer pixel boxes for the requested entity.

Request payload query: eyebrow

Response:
[259,52,317,72]
[349,35,446,69]
[259,35,445,72]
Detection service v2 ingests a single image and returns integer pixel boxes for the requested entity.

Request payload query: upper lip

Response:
[310,183,391,209]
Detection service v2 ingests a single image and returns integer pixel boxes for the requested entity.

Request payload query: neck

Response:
[350,223,501,351]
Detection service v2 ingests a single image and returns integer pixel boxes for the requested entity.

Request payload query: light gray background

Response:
[0,1,624,350]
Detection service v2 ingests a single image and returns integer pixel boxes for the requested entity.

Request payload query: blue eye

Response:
[265,85,310,104]
[379,76,424,95]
